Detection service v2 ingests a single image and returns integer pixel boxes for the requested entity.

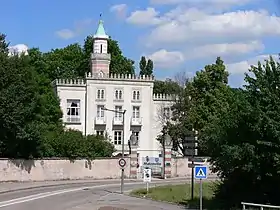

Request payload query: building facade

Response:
[53,19,174,166]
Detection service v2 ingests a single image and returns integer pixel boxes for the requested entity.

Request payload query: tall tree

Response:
[0,52,45,158]
[139,56,153,76]
[201,56,280,208]
[0,33,9,53]
[83,35,135,75]
[165,57,230,155]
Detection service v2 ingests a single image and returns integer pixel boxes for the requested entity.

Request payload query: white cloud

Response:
[150,0,251,6]
[126,8,165,26]
[146,49,184,68]
[56,19,94,39]
[145,10,280,47]
[227,54,279,75]
[186,40,264,60]
[56,29,75,39]
[8,44,28,56]
[110,4,128,18]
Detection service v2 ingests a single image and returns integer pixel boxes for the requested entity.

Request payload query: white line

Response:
[0,179,186,208]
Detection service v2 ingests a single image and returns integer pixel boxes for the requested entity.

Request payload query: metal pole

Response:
[120,110,126,194]
[162,135,165,179]
[200,178,202,210]
[191,160,194,200]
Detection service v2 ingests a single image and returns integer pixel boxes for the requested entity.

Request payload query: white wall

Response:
[56,83,86,133]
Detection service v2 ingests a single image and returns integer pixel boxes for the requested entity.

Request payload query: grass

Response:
[130,181,220,209]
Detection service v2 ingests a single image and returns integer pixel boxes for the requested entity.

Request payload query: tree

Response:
[0,52,45,158]
[163,58,230,155]
[0,33,9,53]
[202,56,280,208]
[83,35,135,75]
[153,79,181,94]
[139,56,153,76]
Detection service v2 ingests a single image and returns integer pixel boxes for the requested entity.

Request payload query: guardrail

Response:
[241,202,280,209]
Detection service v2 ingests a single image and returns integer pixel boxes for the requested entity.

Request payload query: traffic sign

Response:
[143,168,151,182]
[194,166,207,179]
[118,158,126,168]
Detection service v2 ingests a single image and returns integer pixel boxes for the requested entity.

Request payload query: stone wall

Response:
[0,158,131,182]
[0,157,217,182]
[171,157,218,178]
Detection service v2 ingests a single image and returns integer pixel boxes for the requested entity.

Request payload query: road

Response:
[0,179,189,210]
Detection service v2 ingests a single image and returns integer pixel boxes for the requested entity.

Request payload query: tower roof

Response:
[94,15,109,39]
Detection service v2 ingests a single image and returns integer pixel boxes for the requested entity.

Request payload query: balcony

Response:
[113,117,123,125]
[95,117,106,125]
[131,117,142,126]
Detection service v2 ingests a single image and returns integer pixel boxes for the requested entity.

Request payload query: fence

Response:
[241,202,280,210]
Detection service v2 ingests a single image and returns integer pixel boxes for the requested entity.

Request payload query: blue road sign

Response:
[194,166,207,179]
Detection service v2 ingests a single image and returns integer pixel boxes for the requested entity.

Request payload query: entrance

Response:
[142,156,162,178]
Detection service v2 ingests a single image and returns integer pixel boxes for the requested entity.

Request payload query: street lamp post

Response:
[102,107,126,194]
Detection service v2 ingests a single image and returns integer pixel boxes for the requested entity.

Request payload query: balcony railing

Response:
[131,117,142,126]
[95,117,106,125]
[113,117,123,125]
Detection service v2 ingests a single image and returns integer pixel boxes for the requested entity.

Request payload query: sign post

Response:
[194,165,208,210]
[143,168,151,193]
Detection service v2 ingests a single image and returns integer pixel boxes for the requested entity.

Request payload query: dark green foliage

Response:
[168,55,280,208]
[139,56,153,76]
[0,53,44,158]
[0,33,116,159]
[153,79,181,94]
[0,33,9,53]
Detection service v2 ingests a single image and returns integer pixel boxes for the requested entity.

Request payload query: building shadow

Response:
[8,159,35,174]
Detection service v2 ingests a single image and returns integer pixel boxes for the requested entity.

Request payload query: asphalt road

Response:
[0,179,190,210]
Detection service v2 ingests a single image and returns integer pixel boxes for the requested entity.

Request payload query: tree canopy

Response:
[0,33,116,159]
[163,55,280,208]
[139,56,153,76]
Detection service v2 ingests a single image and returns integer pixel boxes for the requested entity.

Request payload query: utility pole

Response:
[120,109,126,193]
[102,107,126,194]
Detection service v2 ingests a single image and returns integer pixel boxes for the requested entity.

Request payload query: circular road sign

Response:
[118,158,126,168]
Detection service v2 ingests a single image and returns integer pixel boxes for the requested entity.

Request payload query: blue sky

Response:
[1,0,280,87]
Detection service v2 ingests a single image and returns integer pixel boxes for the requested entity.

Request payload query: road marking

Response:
[0,179,192,208]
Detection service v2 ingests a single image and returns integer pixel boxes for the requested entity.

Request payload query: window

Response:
[100,44,103,53]
[96,130,104,136]
[114,131,122,145]
[97,89,105,100]
[114,106,123,119]
[66,99,80,122]
[163,107,171,119]
[132,106,140,119]
[115,89,123,100]
[132,90,140,101]
[132,131,139,142]
[97,105,104,118]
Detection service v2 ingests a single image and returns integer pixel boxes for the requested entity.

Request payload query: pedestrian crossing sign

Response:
[194,166,207,179]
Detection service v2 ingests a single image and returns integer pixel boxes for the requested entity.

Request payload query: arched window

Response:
[136,91,140,100]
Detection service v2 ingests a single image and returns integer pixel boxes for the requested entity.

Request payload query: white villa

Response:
[53,18,174,164]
